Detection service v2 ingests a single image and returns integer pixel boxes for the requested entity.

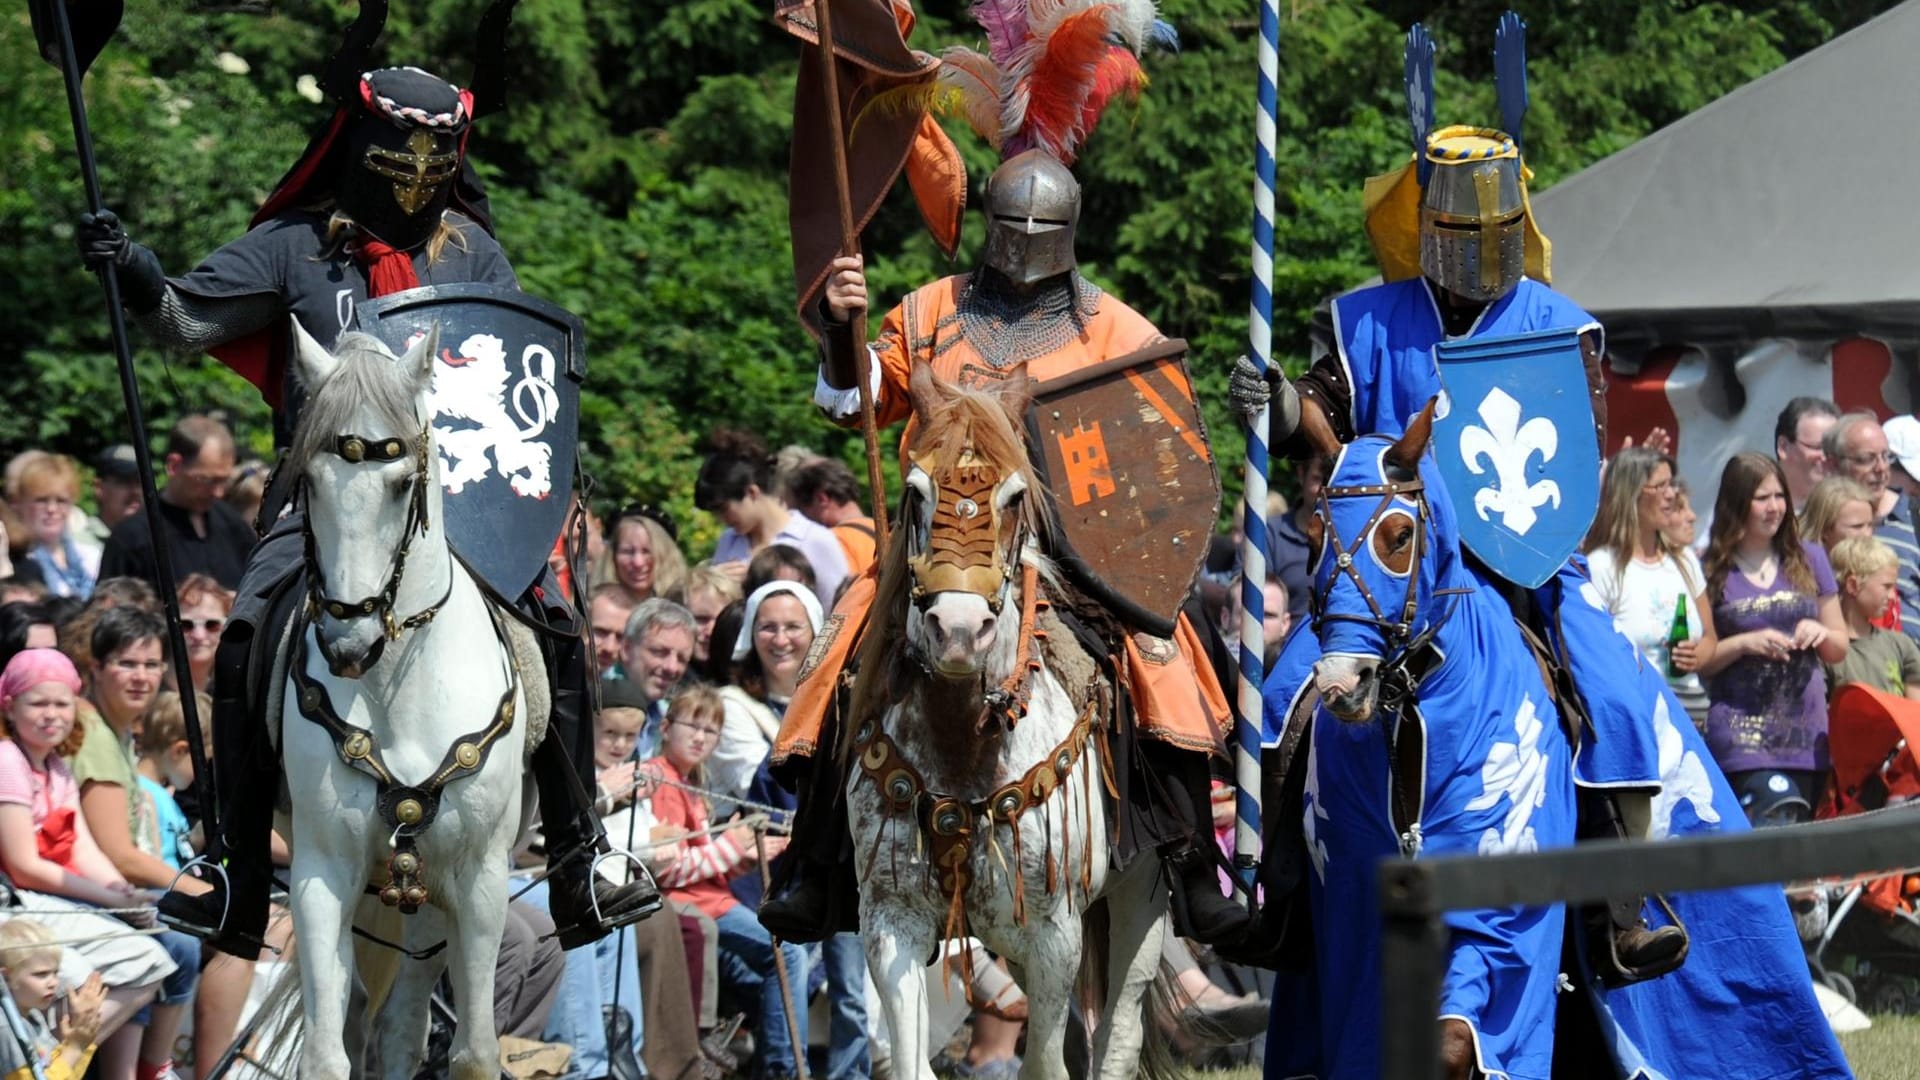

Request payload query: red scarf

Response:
[1872,592,1903,633]
[35,805,80,874]
[354,234,422,297]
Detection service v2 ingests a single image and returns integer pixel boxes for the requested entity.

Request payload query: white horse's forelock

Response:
[286,332,424,476]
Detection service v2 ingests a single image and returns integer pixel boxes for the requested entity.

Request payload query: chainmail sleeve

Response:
[135,287,284,352]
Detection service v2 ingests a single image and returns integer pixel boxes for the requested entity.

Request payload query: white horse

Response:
[276,321,538,1080]
[848,363,1168,1080]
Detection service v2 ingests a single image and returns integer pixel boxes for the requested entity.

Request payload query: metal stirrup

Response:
[159,857,284,956]
[588,848,664,928]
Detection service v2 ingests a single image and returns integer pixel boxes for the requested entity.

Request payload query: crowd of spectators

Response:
[1553,399,1920,827]
[0,417,1269,1080]
[16,381,1920,1076]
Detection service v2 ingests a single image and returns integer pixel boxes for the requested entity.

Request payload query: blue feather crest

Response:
[1404,23,1436,185]
[1147,19,1180,53]
[1494,10,1529,156]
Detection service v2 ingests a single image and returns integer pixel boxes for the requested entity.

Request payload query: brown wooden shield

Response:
[1025,339,1220,637]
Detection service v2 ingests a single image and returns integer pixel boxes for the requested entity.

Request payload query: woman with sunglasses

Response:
[1582,447,1717,726]
[5,452,101,602]
[172,574,231,696]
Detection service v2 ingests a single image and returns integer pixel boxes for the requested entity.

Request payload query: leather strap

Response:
[289,602,519,912]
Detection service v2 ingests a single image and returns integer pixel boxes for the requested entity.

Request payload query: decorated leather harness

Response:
[853,451,1117,946]
[294,424,520,913]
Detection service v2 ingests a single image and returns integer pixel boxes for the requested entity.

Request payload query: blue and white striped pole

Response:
[1233,0,1280,887]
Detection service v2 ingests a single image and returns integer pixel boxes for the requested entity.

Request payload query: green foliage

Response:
[0,0,1899,531]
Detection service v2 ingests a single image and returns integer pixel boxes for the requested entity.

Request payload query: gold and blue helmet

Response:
[1363,13,1549,303]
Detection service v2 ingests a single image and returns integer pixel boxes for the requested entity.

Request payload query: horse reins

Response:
[301,426,453,650]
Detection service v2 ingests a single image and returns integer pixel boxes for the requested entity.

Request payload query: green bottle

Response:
[1666,593,1690,678]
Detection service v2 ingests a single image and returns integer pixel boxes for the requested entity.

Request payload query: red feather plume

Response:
[1078,47,1146,143]
[1007,4,1116,163]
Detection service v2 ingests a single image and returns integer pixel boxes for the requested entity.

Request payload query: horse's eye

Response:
[1390,528,1413,553]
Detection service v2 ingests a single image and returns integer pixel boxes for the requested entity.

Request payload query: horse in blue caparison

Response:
[1264,402,1851,1080]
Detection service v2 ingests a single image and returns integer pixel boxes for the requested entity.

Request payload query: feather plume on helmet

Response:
[850,0,1174,286]
[850,0,1175,165]
[949,0,1173,164]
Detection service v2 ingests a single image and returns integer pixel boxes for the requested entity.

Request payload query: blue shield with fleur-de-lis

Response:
[1432,327,1599,589]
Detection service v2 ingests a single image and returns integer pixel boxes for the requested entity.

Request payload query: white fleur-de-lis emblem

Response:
[1459,387,1561,536]
[1303,735,1331,881]
[1649,692,1720,841]
[1465,695,1549,855]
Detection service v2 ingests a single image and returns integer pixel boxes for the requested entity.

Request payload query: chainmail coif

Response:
[926,268,1104,369]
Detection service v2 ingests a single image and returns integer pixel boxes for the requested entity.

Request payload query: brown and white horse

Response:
[846,362,1168,1080]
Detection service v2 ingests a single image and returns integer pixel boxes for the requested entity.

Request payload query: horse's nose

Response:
[316,619,383,679]
[929,608,995,647]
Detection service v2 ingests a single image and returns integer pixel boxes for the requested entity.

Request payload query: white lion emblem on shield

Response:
[426,332,558,499]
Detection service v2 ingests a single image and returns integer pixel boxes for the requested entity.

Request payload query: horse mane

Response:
[841,377,1052,759]
[286,331,425,476]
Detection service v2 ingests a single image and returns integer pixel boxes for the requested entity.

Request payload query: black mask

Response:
[335,67,469,251]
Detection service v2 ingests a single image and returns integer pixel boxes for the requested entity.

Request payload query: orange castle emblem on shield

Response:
[1057,422,1116,506]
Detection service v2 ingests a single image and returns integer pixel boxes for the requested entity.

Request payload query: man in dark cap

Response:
[91,444,144,536]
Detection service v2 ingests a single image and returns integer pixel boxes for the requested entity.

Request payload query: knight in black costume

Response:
[75,2,659,955]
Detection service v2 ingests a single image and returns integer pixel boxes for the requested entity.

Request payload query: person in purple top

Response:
[695,431,852,608]
[1695,452,1849,821]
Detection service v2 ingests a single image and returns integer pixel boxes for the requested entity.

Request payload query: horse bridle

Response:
[1309,473,1428,647]
[1309,470,1471,706]
[905,463,1027,619]
[302,425,453,652]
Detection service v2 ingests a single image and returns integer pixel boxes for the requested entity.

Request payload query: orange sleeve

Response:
[868,295,915,429]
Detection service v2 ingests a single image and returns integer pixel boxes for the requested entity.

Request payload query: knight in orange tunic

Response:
[760,151,1248,945]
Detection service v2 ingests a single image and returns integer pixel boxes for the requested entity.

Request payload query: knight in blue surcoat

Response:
[1228,14,1851,1079]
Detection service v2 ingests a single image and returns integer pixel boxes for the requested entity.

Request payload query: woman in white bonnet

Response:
[703,581,822,819]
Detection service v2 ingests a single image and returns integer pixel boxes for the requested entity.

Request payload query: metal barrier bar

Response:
[1376,805,1920,1079]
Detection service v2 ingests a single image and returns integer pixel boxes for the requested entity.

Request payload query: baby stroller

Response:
[1799,683,1920,1013]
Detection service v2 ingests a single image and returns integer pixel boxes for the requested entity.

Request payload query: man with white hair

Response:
[1826,411,1920,640]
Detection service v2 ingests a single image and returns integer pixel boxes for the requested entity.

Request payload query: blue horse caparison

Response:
[1263,414,1851,1080]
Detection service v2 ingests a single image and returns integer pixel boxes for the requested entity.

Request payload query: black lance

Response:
[30,0,222,862]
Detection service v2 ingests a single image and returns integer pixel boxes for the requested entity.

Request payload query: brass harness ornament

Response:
[290,611,520,913]
[852,577,1116,938]
[294,426,517,912]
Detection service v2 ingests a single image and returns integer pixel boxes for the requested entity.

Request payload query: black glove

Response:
[76,210,167,314]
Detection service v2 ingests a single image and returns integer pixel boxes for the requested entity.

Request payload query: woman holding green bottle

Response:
[1584,447,1718,726]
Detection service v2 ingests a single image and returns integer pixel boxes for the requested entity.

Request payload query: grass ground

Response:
[1841,1013,1920,1080]
[1184,1014,1920,1079]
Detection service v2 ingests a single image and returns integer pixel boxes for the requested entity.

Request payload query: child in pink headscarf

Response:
[0,650,176,1080]
[0,650,121,899]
